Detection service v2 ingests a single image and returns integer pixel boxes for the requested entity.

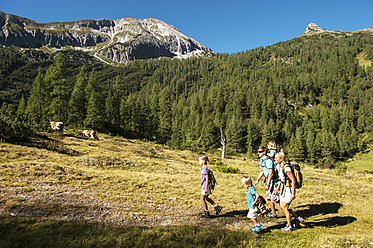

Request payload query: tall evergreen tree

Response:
[287,127,305,162]
[17,95,26,116]
[26,69,50,128]
[68,66,88,126]
[85,70,105,130]
[46,54,69,122]
[157,88,172,143]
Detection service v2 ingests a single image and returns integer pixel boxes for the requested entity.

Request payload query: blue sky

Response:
[1,0,373,54]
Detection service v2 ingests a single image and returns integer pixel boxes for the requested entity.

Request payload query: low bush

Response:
[211,161,240,174]
[0,103,32,142]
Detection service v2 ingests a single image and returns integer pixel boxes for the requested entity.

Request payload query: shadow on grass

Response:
[18,133,81,156]
[261,216,357,233]
[295,202,343,218]
[0,215,253,248]
[215,210,248,218]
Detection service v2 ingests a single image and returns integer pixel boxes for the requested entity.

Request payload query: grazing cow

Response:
[50,122,64,134]
[82,130,98,139]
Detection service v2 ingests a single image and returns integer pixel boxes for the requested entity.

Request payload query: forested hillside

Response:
[1,31,372,167]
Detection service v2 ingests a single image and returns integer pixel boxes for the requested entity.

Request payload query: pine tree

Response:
[157,88,172,143]
[17,95,26,116]
[85,89,106,130]
[246,118,262,157]
[105,76,122,130]
[68,66,88,127]
[26,69,50,128]
[85,70,105,130]
[46,54,69,122]
[321,130,338,159]
[287,127,305,162]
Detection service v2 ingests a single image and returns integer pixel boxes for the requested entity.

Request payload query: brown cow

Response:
[82,130,98,139]
[50,122,64,134]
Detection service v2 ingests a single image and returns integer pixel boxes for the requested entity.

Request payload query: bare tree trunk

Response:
[220,125,226,159]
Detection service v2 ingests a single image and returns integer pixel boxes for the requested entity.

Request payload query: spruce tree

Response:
[68,66,88,127]
[26,69,50,128]
[85,70,105,130]
[46,54,69,122]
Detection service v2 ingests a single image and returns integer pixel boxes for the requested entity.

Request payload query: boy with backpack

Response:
[242,176,264,233]
[199,155,223,218]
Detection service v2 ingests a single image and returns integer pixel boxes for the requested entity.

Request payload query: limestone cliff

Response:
[0,11,214,63]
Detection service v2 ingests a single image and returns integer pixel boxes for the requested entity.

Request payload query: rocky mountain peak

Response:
[0,11,214,64]
[304,23,328,35]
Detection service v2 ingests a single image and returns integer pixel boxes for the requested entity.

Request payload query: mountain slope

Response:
[0,11,214,63]
[0,132,372,247]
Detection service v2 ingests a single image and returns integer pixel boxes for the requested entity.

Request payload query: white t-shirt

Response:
[278,163,291,183]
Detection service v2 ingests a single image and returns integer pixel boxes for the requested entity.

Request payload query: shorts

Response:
[266,185,280,203]
[247,208,256,219]
[280,186,295,204]
[201,189,211,196]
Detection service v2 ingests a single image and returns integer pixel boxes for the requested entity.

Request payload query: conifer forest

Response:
[1,31,372,167]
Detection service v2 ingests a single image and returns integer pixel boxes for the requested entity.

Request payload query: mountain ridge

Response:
[0,11,214,64]
[302,22,373,36]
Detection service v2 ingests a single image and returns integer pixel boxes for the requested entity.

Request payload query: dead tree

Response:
[220,125,226,159]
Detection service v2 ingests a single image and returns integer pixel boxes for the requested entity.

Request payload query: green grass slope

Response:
[0,133,372,247]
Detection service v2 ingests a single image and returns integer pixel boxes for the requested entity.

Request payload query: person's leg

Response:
[268,200,276,214]
[266,189,276,217]
[281,201,291,226]
[288,208,297,217]
[206,196,216,206]
[250,218,258,225]
[248,209,261,233]
[201,194,208,210]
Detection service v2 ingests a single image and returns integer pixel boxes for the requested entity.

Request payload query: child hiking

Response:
[242,177,263,233]
[199,155,223,218]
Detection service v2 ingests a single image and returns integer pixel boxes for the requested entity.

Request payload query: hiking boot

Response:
[199,211,210,218]
[214,205,223,215]
[255,223,263,230]
[250,227,261,234]
[281,224,293,232]
[266,213,277,218]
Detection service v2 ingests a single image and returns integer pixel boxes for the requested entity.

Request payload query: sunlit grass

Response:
[0,132,372,247]
[356,51,372,69]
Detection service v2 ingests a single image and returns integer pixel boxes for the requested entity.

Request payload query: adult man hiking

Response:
[254,146,280,218]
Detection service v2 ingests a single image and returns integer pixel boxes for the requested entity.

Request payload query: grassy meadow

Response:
[0,132,372,247]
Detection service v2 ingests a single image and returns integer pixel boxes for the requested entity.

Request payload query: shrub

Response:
[0,103,32,142]
[211,161,240,174]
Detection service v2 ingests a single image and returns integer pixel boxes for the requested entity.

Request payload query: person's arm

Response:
[255,170,264,186]
[252,192,260,206]
[286,170,296,199]
[265,168,273,191]
[205,174,209,193]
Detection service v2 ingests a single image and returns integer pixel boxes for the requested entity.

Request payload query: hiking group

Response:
[198,141,304,233]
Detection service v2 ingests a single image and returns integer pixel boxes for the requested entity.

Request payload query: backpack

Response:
[208,170,217,190]
[284,161,303,189]
[249,190,268,215]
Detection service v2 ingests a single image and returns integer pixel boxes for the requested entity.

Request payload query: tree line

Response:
[1,32,373,168]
